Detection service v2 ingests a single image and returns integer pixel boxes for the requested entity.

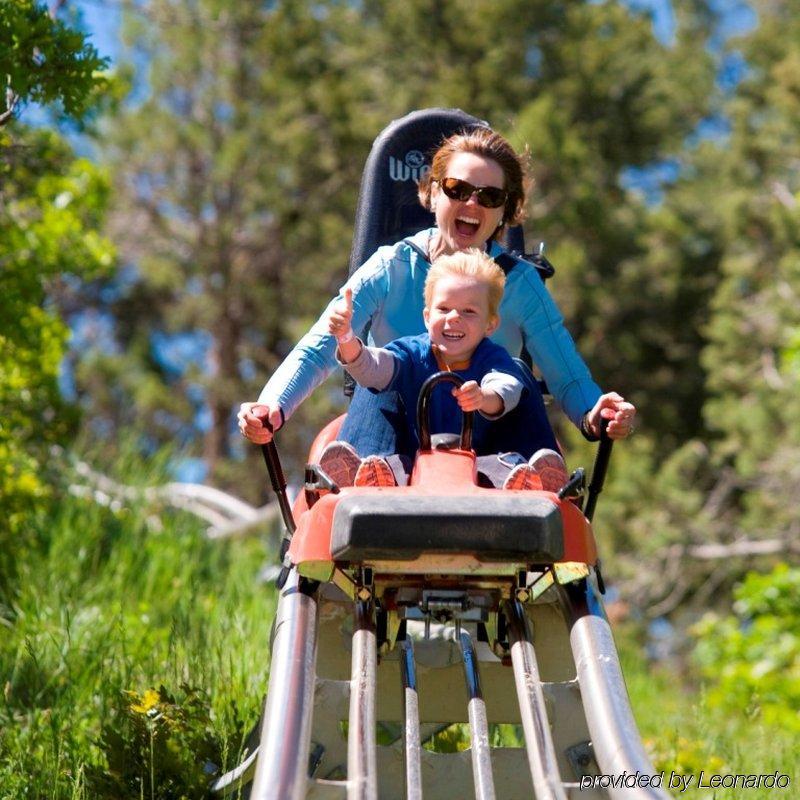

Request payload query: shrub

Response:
[692,564,800,732]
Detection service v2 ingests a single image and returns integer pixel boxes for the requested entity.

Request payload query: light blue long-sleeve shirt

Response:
[259,228,602,428]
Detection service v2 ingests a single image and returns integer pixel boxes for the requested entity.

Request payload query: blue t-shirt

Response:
[379,333,523,453]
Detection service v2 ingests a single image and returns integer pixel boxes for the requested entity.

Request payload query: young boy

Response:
[319,249,568,490]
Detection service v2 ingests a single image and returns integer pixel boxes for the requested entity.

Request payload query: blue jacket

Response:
[260,228,602,427]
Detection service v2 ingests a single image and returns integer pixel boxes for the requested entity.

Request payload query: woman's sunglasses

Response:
[437,177,508,209]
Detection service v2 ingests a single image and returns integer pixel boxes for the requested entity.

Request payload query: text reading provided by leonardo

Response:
[580,770,790,793]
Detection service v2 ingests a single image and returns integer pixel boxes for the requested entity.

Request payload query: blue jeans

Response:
[339,360,559,461]
[339,388,416,458]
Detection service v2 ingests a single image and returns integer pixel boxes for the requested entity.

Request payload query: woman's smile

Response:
[429,152,506,259]
[454,215,480,237]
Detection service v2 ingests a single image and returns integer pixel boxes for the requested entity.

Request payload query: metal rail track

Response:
[212,570,668,800]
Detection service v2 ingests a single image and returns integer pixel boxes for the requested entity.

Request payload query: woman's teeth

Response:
[455,216,480,235]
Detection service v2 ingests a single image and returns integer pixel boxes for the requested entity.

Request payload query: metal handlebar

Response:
[257,413,296,588]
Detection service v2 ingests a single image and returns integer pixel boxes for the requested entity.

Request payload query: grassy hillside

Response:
[0,458,277,799]
[2,457,796,798]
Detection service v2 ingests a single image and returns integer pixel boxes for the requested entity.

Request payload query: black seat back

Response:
[348,108,527,275]
[343,109,541,393]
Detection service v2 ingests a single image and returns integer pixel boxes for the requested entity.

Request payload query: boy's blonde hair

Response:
[424,249,506,318]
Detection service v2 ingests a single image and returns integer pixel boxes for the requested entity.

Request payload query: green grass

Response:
[0,457,278,799]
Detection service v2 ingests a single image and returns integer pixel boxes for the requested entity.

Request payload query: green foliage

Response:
[616,622,798,799]
[87,685,221,799]
[80,0,377,489]
[1,0,113,596]
[0,127,114,577]
[626,0,800,589]
[567,0,800,605]
[0,0,108,124]
[421,722,523,753]
[0,451,276,798]
[692,565,800,732]
[509,0,715,444]
[647,734,727,779]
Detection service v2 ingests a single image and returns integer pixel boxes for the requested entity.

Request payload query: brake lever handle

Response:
[255,411,296,589]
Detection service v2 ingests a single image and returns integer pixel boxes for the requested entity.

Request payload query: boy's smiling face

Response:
[423,275,499,365]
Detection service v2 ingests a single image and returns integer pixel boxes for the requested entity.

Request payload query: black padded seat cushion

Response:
[330,494,564,563]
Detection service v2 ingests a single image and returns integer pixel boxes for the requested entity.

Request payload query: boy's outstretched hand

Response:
[452,380,503,416]
[328,288,361,363]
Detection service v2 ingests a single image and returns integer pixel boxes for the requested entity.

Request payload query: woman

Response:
[239,127,635,456]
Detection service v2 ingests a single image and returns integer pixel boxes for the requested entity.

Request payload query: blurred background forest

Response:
[2,0,799,796]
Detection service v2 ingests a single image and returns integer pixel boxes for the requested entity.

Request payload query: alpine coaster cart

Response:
[212,109,667,800]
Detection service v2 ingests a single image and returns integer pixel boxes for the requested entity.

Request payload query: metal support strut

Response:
[564,581,670,800]
[400,639,423,800]
[505,600,567,800]
[348,599,378,799]
[250,571,318,800]
[459,630,496,800]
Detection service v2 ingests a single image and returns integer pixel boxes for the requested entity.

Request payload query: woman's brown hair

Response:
[418,127,530,234]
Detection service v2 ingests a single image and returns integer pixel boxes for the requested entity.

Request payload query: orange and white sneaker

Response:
[502,464,544,491]
[528,448,569,492]
[502,448,568,492]
[354,455,397,487]
[318,441,361,487]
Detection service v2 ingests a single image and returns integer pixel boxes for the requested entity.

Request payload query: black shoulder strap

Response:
[493,252,519,276]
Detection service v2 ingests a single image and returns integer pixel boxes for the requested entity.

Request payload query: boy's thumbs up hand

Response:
[328,287,354,341]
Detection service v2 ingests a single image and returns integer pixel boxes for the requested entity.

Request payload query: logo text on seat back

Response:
[389,150,430,183]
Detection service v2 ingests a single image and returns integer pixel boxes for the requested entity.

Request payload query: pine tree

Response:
[595,0,800,610]
[84,0,719,492]
[700,0,800,538]
[87,0,381,489]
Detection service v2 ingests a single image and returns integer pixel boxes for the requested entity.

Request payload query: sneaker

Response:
[354,455,397,487]
[497,451,527,469]
[318,441,361,487]
[528,448,569,492]
[502,464,544,491]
